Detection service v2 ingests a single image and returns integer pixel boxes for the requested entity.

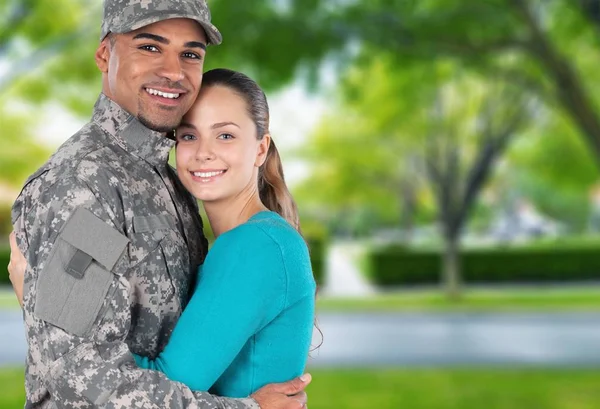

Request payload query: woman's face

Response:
[175,85,270,204]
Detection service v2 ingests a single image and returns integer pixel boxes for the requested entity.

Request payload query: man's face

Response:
[97,18,207,132]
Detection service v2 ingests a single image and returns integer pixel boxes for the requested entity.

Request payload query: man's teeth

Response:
[146,88,180,99]
[193,171,224,178]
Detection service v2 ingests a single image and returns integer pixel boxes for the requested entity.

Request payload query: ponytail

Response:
[259,140,301,231]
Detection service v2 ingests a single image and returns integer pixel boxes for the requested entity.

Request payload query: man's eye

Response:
[140,45,159,52]
[183,52,202,60]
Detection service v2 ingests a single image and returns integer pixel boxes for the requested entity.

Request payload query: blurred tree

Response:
[423,77,533,299]
[503,109,598,231]
[5,0,600,159]
[0,0,100,191]
[294,56,436,240]
[298,56,534,299]
[3,0,600,242]
[325,0,600,167]
[0,0,101,112]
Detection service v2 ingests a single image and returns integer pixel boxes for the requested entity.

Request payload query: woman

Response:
[8,68,317,398]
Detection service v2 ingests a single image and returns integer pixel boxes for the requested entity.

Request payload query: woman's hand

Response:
[8,231,26,308]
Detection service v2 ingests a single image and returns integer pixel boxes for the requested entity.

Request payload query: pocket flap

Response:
[60,207,130,271]
[133,214,175,233]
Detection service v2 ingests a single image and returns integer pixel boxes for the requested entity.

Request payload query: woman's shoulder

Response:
[209,211,311,269]
[219,211,299,245]
[209,212,285,258]
[211,212,315,299]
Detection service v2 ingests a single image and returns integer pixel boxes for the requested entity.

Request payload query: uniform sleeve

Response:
[134,225,287,392]
[12,174,258,409]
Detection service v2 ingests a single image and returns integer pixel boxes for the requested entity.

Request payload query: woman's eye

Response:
[178,133,196,141]
[218,133,234,140]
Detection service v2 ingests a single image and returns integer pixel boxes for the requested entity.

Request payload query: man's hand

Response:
[251,374,312,409]
[7,231,26,308]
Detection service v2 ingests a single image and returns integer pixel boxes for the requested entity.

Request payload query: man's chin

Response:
[138,114,180,133]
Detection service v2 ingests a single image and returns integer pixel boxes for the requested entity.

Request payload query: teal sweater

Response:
[134,211,316,397]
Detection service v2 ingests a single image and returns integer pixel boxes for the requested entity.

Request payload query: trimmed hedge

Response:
[369,244,600,287]
[307,238,325,286]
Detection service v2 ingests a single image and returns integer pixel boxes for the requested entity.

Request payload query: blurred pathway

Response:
[308,312,600,367]
[3,310,600,367]
[322,242,376,297]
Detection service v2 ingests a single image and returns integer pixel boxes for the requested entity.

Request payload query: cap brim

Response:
[197,21,222,46]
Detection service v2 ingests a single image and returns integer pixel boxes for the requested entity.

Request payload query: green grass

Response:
[0,290,18,309]
[2,367,600,408]
[0,368,25,408]
[317,287,600,312]
[306,368,600,409]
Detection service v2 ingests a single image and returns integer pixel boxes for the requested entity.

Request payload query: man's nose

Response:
[158,53,185,83]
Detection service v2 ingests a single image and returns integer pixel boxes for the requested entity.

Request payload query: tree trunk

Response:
[399,180,416,242]
[442,234,462,301]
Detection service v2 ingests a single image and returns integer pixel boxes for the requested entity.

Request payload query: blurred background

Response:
[2,0,600,407]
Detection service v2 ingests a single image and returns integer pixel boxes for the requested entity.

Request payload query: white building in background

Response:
[488,199,564,242]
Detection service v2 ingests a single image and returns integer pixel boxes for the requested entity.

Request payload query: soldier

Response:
[9,1,310,408]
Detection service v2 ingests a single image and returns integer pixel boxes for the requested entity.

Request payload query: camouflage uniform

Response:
[12,94,259,409]
[100,0,222,44]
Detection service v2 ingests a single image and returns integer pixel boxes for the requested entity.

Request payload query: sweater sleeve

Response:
[134,224,287,391]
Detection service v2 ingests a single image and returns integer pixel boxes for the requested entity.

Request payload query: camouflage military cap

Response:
[101,0,222,45]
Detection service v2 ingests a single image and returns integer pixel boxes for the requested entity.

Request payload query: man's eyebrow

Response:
[185,41,207,51]
[212,121,240,129]
[133,33,169,44]
[132,34,206,51]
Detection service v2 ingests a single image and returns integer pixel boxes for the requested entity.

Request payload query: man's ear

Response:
[95,38,111,73]
[255,134,271,167]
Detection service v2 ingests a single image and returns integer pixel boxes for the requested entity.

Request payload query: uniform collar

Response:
[92,93,175,167]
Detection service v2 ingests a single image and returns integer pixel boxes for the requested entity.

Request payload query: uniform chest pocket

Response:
[35,208,130,337]
[129,214,190,311]
[129,214,180,265]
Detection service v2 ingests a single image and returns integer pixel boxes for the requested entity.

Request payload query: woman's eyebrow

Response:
[211,121,240,129]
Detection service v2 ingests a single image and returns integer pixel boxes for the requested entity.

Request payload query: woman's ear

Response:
[255,134,271,167]
[95,38,111,73]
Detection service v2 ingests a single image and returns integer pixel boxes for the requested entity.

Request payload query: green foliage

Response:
[368,240,600,287]
[206,0,345,90]
[0,104,50,187]
[1,1,101,111]
[503,110,599,231]
[0,247,9,285]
